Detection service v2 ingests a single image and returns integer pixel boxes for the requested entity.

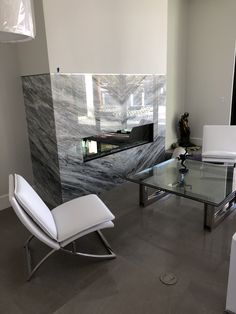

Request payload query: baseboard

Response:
[190,137,202,146]
[0,194,10,211]
[166,137,202,149]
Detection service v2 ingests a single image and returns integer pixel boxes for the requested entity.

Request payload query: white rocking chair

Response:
[9,174,116,280]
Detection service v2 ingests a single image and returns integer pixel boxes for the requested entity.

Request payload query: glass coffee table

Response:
[127,158,236,231]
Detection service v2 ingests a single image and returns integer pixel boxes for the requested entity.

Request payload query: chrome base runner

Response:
[24,235,56,281]
[139,184,168,207]
[24,230,116,281]
[204,193,236,231]
[61,230,116,260]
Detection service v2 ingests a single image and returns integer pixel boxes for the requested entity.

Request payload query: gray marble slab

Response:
[22,73,166,204]
[22,74,62,207]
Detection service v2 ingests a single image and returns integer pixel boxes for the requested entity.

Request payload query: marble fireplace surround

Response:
[22,73,166,207]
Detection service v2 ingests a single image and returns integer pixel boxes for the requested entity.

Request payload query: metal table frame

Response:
[139,183,236,231]
[128,157,236,232]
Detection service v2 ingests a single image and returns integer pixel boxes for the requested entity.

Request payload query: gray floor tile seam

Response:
[106,230,232,268]
[52,282,173,314]
[51,261,169,313]
[111,219,219,257]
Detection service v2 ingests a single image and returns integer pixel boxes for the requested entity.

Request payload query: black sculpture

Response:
[178,147,191,173]
[178,112,193,147]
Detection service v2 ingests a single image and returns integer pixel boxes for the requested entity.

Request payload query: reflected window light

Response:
[78,74,96,125]
[130,94,134,107]
[233,168,236,191]
[102,93,106,106]
[85,74,94,118]
[88,140,98,154]
[158,105,166,125]
[142,92,145,106]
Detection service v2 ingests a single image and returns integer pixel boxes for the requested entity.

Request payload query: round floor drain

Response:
[159,272,178,285]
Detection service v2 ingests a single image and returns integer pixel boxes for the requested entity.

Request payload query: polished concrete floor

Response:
[1,182,236,314]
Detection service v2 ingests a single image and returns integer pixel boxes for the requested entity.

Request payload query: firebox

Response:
[82,123,154,162]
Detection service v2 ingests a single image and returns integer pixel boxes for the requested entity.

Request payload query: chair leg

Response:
[23,231,115,281]
[61,230,116,259]
[24,235,57,281]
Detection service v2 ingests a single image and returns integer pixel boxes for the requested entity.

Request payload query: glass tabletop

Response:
[127,159,236,206]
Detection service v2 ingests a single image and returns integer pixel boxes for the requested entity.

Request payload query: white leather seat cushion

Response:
[202,151,236,159]
[52,194,115,242]
[14,174,58,240]
[60,221,114,248]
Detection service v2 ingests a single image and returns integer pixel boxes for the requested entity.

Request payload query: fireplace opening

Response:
[82,123,153,162]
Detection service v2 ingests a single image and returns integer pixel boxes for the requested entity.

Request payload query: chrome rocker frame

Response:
[24,230,116,281]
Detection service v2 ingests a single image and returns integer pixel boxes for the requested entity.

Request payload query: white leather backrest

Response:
[202,125,236,153]
[14,174,57,240]
[9,175,59,250]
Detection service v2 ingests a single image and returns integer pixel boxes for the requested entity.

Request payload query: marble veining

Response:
[22,73,166,205]
[22,75,62,207]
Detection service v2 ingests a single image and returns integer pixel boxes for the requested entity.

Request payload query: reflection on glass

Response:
[85,74,94,118]
[76,74,162,131]
[78,74,96,126]
[158,105,166,125]
[128,159,235,206]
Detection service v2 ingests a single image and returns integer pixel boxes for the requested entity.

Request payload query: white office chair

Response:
[9,174,116,280]
[202,125,236,165]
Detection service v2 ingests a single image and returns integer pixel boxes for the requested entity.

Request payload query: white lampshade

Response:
[0,0,35,43]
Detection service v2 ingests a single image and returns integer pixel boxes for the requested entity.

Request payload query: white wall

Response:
[42,0,168,74]
[166,0,188,148]
[17,0,49,76]
[0,0,45,210]
[185,0,236,145]
[0,45,33,210]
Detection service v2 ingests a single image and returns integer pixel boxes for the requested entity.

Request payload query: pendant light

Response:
[0,0,35,43]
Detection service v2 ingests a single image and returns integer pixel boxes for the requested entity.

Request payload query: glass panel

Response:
[128,159,236,206]
[82,123,153,162]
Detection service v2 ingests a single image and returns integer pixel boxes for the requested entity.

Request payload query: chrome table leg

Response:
[139,184,168,207]
[204,194,236,231]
